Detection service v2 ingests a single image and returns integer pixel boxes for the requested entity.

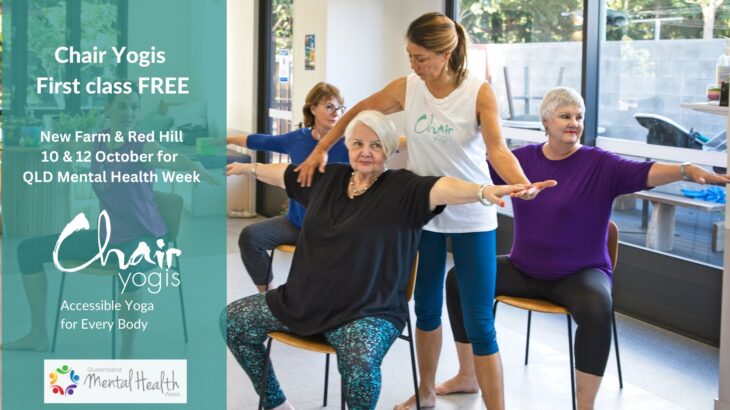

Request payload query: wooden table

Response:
[629,190,725,251]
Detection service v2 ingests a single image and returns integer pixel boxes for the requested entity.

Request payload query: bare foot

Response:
[1,333,49,351]
[435,374,480,395]
[393,392,436,410]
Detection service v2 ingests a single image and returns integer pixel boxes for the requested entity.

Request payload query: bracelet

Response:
[251,162,258,178]
[477,183,494,206]
[679,162,693,181]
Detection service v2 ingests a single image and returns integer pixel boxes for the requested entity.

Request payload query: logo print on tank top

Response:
[414,114,454,144]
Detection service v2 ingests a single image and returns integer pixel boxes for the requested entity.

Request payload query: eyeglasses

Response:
[323,104,346,115]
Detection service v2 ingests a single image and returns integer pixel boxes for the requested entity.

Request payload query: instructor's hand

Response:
[511,179,558,200]
[482,184,530,207]
[294,146,328,187]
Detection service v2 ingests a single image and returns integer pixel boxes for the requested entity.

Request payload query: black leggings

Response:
[446,256,613,377]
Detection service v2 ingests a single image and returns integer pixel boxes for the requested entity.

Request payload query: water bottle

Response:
[717,38,730,87]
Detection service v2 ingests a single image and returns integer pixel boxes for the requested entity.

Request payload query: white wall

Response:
[227,0,257,132]
[291,0,443,122]
[290,0,329,127]
[290,0,443,168]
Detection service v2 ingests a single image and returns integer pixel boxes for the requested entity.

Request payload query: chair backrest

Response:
[608,221,619,272]
[153,191,184,241]
[404,253,419,302]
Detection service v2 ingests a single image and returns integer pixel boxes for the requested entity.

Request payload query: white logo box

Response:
[44,359,187,404]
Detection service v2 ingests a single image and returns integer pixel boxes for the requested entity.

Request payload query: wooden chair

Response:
[493,221,623,410]
[258,254,421,410]
[50,191,188,358]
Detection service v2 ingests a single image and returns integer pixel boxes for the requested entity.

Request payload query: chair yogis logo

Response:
[50,365,80,396]
[413,113,455,142]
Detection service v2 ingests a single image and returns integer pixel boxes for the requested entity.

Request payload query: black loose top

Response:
[265,164,444,335]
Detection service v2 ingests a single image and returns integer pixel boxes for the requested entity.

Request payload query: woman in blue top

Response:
[227,82,350,292]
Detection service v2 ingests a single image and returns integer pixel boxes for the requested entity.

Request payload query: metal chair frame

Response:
[493,221,623,410]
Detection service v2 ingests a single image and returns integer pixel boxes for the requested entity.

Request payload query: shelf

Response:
[680,102,729,116]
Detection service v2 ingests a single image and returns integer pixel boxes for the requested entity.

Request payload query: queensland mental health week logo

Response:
[49,364,80,397]
[44,360,187,404]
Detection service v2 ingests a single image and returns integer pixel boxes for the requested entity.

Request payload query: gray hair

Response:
[344,110,398,158]
[540,87,585,122]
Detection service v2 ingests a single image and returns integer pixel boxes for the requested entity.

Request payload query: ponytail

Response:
[450,21,468,84]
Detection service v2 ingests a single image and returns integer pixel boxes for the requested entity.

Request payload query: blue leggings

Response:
[223,294,400,410]
[414,230,498,356]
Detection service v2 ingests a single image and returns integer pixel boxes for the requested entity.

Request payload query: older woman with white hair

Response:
[439,87,730,410]
[224,110,553,410]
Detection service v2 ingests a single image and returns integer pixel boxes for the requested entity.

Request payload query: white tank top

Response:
[405,72,497,233]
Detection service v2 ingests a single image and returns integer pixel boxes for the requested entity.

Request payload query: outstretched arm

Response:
[428,176,557,210]
[226,162,289,188]
[647,162,730,187]
[295,77,407,187]
[227,133,249,148]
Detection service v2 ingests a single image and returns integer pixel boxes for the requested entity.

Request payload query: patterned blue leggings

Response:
[223,294,400,410]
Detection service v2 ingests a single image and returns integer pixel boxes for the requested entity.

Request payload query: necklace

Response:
[349,171,380,196]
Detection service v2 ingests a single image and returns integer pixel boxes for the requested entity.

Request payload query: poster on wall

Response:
[2,1,227,408]
[305,34,316,70]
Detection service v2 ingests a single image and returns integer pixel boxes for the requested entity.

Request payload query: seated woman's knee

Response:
[572,290,612,325]
[238,224,256,249]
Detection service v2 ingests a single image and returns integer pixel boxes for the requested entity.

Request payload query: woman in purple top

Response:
[439,87,730,409]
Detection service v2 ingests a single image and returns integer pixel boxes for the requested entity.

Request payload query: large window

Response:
[79,0,120,109]
[266,0,293,164]
[599,0,729,266]
[17,0,122,114]
[26,0,67,111]
[456,0,729,266]
[459,0,583,132]
[599,0,728,142]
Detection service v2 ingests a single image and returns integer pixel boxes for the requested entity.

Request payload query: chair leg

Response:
[341,378,346,409]
[567,315,576,410]
[612,309,624,388]
[258,337,273,410]
[406,317,421,410]
[174,249,189,343]
[266,250,275,292]
[525,310,532,365]
[177,281,189,343]
[324,353,330,407]
[112,278,117,359]
[51,271,67,353]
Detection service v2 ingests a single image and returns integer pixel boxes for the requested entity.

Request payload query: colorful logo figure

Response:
[49,365,80,396]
